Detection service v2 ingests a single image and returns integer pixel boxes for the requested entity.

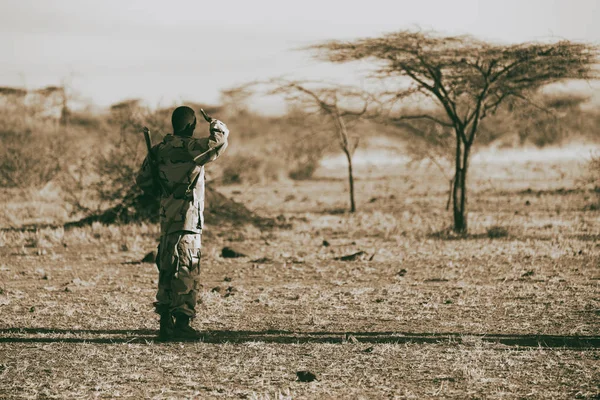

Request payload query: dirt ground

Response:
[0,148,599,399]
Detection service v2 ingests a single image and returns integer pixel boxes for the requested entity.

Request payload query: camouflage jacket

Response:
[136,128,228,235]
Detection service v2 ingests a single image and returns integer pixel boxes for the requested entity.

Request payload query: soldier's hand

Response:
[210,120,229,137]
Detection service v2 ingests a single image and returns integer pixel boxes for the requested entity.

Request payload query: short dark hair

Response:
[172,106,196,136]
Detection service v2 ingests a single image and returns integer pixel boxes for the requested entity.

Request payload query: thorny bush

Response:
[0,127,65,188]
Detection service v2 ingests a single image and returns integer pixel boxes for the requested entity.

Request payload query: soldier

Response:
[136,106,229,340]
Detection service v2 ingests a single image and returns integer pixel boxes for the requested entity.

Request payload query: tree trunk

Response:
[452,136,470,233]
[344,149,356,213]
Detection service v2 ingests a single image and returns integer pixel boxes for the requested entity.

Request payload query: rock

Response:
[251,257,273,264]
[334,251,367,261]
[224,286,237,298]
[211,286,237,297]
[221,246,249,258]
[142,251,157,263]
[296,371,317,382]
[424,278,449,283]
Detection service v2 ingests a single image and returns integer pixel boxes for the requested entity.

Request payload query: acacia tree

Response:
[309,30,598,233]
[265,80,376,212]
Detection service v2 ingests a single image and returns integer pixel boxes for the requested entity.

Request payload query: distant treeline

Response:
[0,88,598,191]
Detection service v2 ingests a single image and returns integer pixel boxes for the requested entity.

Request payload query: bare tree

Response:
[265,80,377,212]
[309,30,599,233]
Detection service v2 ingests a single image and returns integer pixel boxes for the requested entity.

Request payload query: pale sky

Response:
[1,0,599,110]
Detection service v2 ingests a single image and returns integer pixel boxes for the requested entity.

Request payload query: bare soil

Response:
[0,153,598,399]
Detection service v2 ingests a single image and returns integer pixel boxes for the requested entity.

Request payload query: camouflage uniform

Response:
[136,118,228,319]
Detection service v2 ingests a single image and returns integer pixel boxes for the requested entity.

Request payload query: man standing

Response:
[136,106,229,340]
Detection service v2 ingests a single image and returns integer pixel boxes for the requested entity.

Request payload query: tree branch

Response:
[391,114,453,127]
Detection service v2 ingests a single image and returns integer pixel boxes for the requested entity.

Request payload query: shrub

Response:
[285,132,329,180]
[486,226,510,239]
[221,154,263,184]
[220,153,284,185]
[0,128,65,188]
[588,153,600,208]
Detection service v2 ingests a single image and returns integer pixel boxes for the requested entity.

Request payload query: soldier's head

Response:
[172,106,196,137]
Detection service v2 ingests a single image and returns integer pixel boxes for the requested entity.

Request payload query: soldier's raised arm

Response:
[189,119,229,166]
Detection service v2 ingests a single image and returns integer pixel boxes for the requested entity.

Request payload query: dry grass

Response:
[0,342,597,399]
[0,148,599,399]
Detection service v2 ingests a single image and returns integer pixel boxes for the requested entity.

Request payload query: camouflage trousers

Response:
[154,231,202,318]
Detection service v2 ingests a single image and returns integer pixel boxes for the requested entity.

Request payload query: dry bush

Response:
[588,153,600,209]
[486,225,510,239]
[0,125,66,188]
[67,109,109,131]
[0,89,98,190]
[59,101,159,216]
[217,108,332,183]
[478,92,599,148]
[286,140,327,180]
[220,153,286,185]
[220,154,263,184]
[281,109,334,180]
[591,153,600,186]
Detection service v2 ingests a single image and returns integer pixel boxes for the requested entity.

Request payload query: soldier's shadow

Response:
[0,327,598,348]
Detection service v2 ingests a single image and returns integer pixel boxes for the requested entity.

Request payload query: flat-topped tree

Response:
[309,30,599,233]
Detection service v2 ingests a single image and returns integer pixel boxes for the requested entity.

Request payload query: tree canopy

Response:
[310,30,599,145]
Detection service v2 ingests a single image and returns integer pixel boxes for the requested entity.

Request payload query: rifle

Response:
[199,108,213,123]
[142,126,162,197]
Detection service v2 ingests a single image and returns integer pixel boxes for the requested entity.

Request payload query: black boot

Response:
[173,314,201,340]
[158,312,174,341]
